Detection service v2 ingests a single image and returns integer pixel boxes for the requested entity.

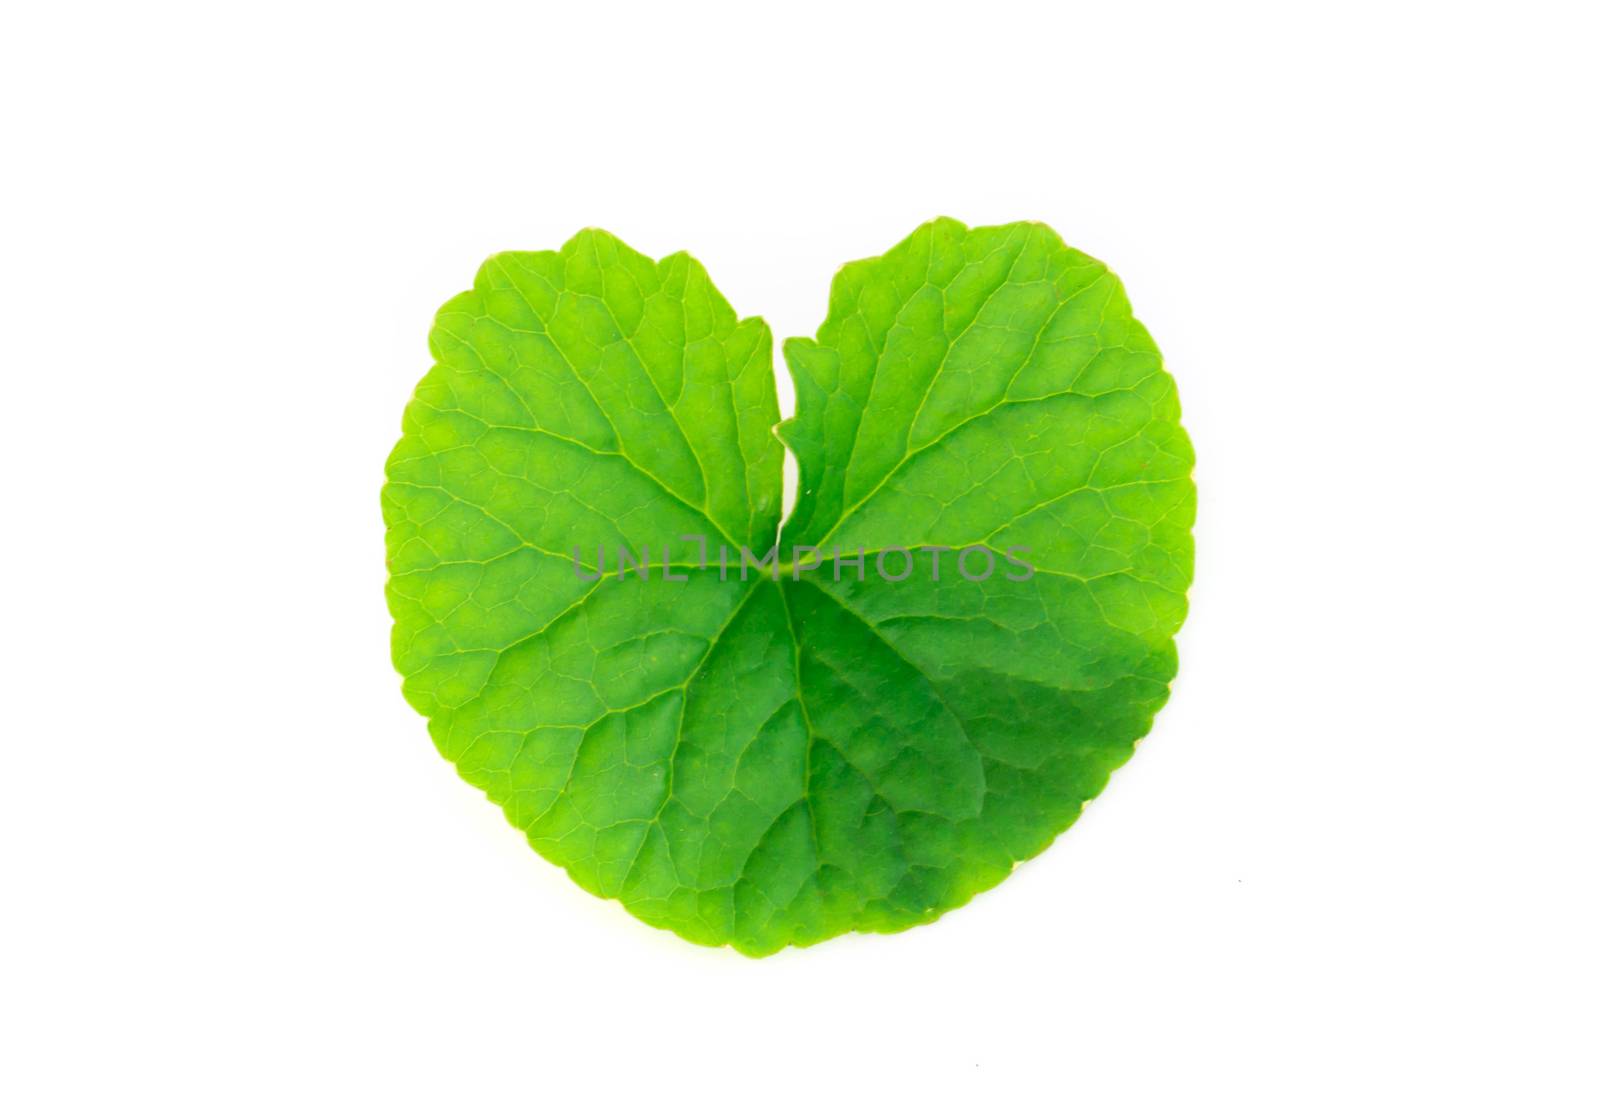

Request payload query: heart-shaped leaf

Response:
[383,219,1195,955]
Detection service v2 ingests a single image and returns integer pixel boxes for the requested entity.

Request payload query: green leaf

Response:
[383,220,1195,956]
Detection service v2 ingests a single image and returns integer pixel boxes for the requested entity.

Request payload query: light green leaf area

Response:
[382,219,1195,956]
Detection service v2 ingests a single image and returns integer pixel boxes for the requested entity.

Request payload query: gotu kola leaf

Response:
[382,219,1195,956]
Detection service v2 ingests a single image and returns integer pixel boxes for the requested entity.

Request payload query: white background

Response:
[3,2,1596,1113]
